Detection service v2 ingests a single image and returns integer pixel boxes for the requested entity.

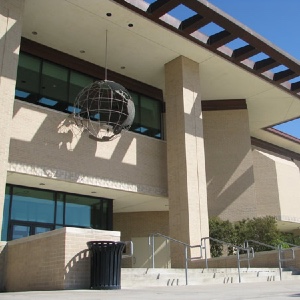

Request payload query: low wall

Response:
[3,227,120,292]
[195,248,300,270]
[0,242,7,291]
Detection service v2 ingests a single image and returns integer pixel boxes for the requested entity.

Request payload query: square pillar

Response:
[0,0,24,240]
[165,56,209,267]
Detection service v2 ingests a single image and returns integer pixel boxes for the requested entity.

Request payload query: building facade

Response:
[1,0,300,268]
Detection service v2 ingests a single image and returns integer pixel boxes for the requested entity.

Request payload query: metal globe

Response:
[73,80,135,141]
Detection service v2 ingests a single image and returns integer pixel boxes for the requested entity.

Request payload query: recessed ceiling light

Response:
[32,31,38,35]
[106,13,112,17]
[128,23,133,27]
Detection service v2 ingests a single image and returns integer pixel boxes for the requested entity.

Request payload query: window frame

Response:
[15,49,164,140]
[3,184,113,241]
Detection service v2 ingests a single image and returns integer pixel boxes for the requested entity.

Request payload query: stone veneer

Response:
[2,227,120,292]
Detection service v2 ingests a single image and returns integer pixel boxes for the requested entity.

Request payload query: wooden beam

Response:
[273,69,296,83]
[207,30,235,48]
[179,14,210,34]
[254,58,279,72]
[147,0,181,18]
[232,45,259,61]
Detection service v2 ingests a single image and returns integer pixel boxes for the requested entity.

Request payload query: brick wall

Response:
[114,211,169,268]
[0,242,7,291]
[9,101,167,198]
[0,0,24,240]
[114,211,169,241]
[203,109,257,221]
[4,227,120,292]
[253,147,300,224]
[195,248,300,270]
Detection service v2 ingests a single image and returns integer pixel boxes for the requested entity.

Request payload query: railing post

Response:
[202,238,208,269]
[185,245,188,285]
[237,249,241,283]
[278,244,282,281]
[150,235,155,268]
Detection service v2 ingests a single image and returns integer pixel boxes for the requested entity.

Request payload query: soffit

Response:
[22,0,300,153]
[6,172,168,213]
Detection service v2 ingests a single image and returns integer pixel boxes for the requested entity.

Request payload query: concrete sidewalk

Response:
[0,280,300,300]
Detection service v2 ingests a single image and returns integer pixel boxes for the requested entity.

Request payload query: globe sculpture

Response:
[73,80,135,141]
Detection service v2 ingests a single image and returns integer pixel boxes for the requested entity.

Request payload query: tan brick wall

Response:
[0,242,7,291]
[196,248,300,271]
[9,101,167,197]
[6,229,66,291]
[253,147,300,223]
[165,56,209,266]
[63,228,120,289]
[114,211,169,267]
[252,149,281,217]
[5,227,120,292]
[0,0,24,240]
[114,211,169,241]
[203,109,257,221]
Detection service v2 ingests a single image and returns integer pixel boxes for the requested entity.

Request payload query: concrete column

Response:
[0,0,24,240]
[165,56,209,267]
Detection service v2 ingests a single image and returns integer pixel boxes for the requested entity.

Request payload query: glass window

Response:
[15,51,164,140]
[11,187,55,223]
[65,194,102,229]
[69,71,94,104]
[1,186,11,241]
[128,91,163,139]
[130,92,140,132]
[56,193,64,225]
[12,224,30,240]
[140,96,162,138]
[15,53,41,97]
[100,201,109,229]
[2,185,112,241]
[40,61,68,104]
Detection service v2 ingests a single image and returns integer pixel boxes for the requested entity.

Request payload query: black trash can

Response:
[87,241,125,290]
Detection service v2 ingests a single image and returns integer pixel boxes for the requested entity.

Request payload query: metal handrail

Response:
[244,240,295,280]
[149,233,203,285]
[284,242,300,248]
[201,237,255,283]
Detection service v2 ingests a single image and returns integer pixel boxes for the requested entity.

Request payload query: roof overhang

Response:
[21,0,300,153]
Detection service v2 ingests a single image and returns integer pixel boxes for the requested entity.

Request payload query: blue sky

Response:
[195,0,300,139]
[145,0,300,140]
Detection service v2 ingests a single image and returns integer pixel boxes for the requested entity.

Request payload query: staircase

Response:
[121,268,300,287]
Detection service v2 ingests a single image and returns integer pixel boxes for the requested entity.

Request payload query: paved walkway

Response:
[0,281,300,300]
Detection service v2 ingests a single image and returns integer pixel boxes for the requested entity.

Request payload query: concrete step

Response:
[121,268,300,287]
